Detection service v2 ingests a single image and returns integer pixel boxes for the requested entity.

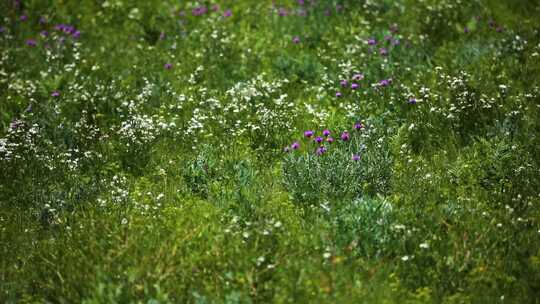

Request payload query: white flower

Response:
[419,243,429,249]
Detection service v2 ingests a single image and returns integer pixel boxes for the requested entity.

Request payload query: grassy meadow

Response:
[1,0,540,302]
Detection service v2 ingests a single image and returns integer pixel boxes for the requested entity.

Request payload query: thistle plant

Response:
[282,121,392,205]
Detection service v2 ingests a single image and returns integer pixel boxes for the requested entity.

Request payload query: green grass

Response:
[1,0,540,302]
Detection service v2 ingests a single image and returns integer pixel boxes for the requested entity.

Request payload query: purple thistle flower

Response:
[379,79,391,87]
[192,6,208,16]
[304,130,314,138]
[51,91,60,97]
[291,142,300,150]
[20,15,28,22]
[335,92,342,98]
[408,97,417,105]
[379,48,388,56]
[40,30,48,37]
[322,129,331,137]
[292,36,301,44]
[316,145,327,156]
[315,136,323,144]
[352,154,361,161]
[341,131,350,141]
[351,83,359,90]
[26,39,37,47]
[39,16,47,25]
[352,73,364,81]
[367,38,376,45]
[354,122,364,130]
[392,39,400,46]
[223,9,232,17]
[326,137,335,143]
[164,63,173,70]
[340,79,348,87]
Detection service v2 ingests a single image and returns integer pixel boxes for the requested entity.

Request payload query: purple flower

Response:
[379,48,388,56]
[192,6,208,16]
[223,9,232,17]
[51,91,60,97]
[352,73,364,81]
[408,97,417,105]
[40,30,48,37]
[351,83,359,90]
[298,0,305,5]
[353,122,364,130]
[278,8,288,16]
[379,79,391,87]
[326,137,335,143]
[367,38,376,45]
[0,27,5,34]
[464,27,469,34]
[39,16,47,25]
[292,36,301,44]
[164,63,173,70]
[392,39,400,46]
[315,136,323,144]
[352,154,361,161]
[304,130,314,138]
[335,92,342,98]
[340,79,348,87]
[341,131,350,141]
[291,142,300,150]
[316,145,327,156]
[20,15,28,22]
[26,39,37,47]
[322,129,331,137]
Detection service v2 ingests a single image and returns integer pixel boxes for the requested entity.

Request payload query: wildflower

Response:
[0,27,5,34]
[315,136,323,144]
[392,39,400,46]
[367,38,376,45]
[26,39,37,47]
[352,73,364,81]
[40,30,48,37]
[464,27,469,34]
[292,36,301,44]
[223,9,232,17]
[72,30,81,39]
[379,48,388,56]
[326,137,334,143]
[353,122,363,130]
[322,129,331,137]
[291,142,300,150]
[335,92,342,98]
[379,79,391,87]
[340,79,348,87]
[408,97,417,104]
[352,154,360,161]
[39,16,47,25]
[284,146,291,153]
[164,63,173,70]
[341,131,350,141]
[304,130,314,138]
[316,145,327,155]
[51,91,60,97]
[20,15,28,22]
[351,83,359,90]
